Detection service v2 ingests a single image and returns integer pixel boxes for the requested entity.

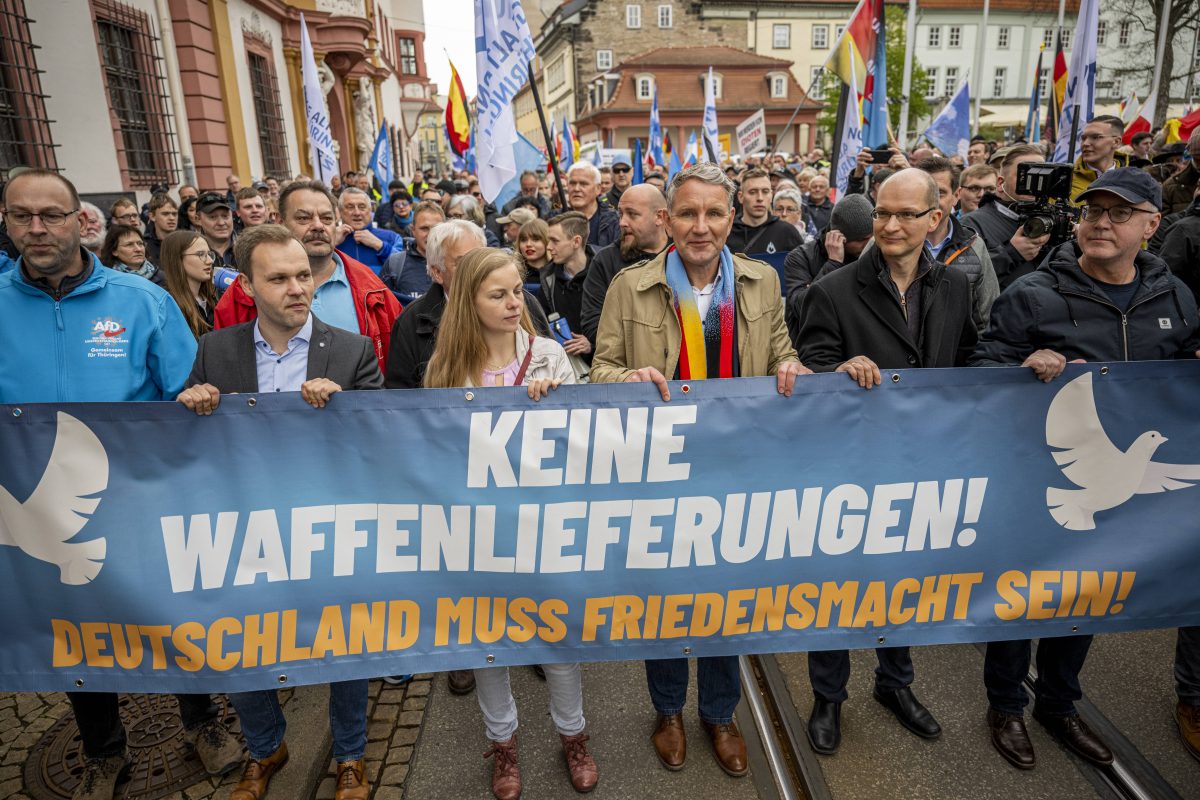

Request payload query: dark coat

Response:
[783,235,845,345]
[186,315,383,392]
[579,242,661,345]
[797,246,977,371]
[1163,162,1200,215]
[384,282,553,388]
[970,243,1200,366]
[962,196,1049,290]
[727,214,805,255]
[1158,199,1200,302]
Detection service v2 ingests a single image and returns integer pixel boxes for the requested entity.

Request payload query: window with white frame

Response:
[836,24,846,40]
[810,65,822,90]
[596,49,612,71]
[928,26,941,47]
[1096,20,1107,45]
[636,75,653,100]
[812,25,828,49]
[626,4,641,28]
[658,5,672,28]
[1043,28,1054,48]
[770,73,787,98]
[997,26,1010,49]
[1118,21,1131,46]
[1061,29,1072,49]
[926,67,939,98]
[993,66,1006,98]
[773,23,790,49]
[948,26,961,47]
[547,55,565,90]
[703,71,723,98]
[1038,67,1049,98]
[1112,74,1123,96]
[945,66,958,96]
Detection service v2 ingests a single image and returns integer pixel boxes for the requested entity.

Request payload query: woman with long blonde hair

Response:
[422,248,594,799]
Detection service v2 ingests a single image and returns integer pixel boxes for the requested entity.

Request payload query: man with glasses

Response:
[962,144,1052,290]
[109,198,140,229]
[1163,129,1200,214]
[972,168,1200,770]
[334,187,403,275]
[955,164,998,214]
[794,169,974,756]
[0,171,238,800]
[1071,115,1129,204]
[606,154,634,207]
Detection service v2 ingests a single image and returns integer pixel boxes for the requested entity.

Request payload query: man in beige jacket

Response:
[591,162,809,778]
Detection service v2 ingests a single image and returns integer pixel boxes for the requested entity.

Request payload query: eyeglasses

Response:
[871,207,936,222]
[1080,204,1157,224]
[184,249,215,262]
[114,212,140,224]
[5,209,79,227]
[960,184,996,195]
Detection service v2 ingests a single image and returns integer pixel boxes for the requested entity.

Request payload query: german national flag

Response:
[445,60,470,157]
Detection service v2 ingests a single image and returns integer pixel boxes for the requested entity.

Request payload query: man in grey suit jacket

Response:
[176,224,379,800]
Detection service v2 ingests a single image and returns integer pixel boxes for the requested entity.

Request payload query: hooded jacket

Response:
[935,215,1000,332]
[214,252,401,373]
[726,213,805,256]
[0,254,196,402]
[971,243,1200,366]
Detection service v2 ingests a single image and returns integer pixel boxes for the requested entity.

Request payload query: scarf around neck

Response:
[665,244,738,380]
[114,260,158,280]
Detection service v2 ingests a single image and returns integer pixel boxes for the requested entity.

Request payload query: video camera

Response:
[1011,161,1079,249]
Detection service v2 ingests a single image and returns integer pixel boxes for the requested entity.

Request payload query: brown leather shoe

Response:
[987,708,1035,770]
[702,720,748,777]
[560,732,598,793]
[651,713,686,771]
[1176,701,1200,762]
[334,758,369,800]
[230,742,289,800]
[484,734,521,800]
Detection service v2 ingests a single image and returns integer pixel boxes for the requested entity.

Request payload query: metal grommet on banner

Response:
[465,391,475,401]
[1099,366,1109,376]
[277,675,287,684]
[11,408,20,417]
[877,636,886,644]
[891,374,901,383]
[683,646,692,655]
[681,384,690,394]
[486,654,495,663]
[1072,626,1079,633]
[247,397,257,407]
[74,679,84,687]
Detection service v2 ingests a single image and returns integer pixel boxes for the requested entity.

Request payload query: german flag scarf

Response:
[665,245,739,380]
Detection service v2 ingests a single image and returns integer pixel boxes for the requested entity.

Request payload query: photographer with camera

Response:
[963,144,1054,289]
[1071,116,1130,201]
[971,168,1200,771]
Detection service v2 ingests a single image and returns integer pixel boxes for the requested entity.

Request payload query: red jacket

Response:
[213,253,402,372]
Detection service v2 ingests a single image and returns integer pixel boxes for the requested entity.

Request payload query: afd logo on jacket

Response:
[86,318,129,359]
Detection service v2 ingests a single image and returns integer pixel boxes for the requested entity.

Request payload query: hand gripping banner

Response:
[2,363,1199,693]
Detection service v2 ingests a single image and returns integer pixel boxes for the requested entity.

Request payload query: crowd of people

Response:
[2,110,1200,800]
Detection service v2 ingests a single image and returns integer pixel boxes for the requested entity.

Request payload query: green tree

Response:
[817,7,930,140]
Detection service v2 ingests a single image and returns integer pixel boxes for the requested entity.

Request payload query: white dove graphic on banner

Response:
[1045,373,1200,530]
[0,413,109,584]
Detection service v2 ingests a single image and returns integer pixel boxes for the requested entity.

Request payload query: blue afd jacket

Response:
[0,254,197,403]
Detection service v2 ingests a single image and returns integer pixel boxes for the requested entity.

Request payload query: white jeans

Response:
[473,663,585,742]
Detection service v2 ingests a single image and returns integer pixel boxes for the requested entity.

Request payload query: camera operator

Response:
[963,144,1052,289]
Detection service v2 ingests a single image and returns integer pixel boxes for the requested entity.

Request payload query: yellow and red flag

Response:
[445,59,471,157]
[824,0,880,96]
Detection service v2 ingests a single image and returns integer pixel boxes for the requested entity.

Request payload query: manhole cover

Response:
[24,694,242,799]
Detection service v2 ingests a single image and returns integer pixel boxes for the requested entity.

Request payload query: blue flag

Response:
[685,131,698,167]
[1025,50,1044,143]
[466,126,478,176]
[368,122,393,190]
[474,0,535,201]
[649,89,664,167]
[668,148,683,180]
[633,139,644,185]
[560,116,574,171]
[862,4,889,148]
[922,79,971,160]
[493,133,547,210]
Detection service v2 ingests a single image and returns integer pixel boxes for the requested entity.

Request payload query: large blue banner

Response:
[2,363,1199,693]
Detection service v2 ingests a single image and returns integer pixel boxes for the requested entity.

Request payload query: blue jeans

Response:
[229,680,368,762]
[808,647,914,702]
[645,656,740,724]
[984,636,1093,717]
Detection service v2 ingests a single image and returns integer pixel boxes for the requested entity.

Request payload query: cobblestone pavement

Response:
[0,676,432,800]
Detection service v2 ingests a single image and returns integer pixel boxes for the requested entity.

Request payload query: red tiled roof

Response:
[618,45,795,70]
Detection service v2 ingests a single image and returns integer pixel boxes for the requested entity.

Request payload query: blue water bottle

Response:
[548,312,572,346]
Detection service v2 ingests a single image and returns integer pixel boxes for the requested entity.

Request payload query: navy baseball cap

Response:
[1074,167,1162,211]
[196,191,230,214]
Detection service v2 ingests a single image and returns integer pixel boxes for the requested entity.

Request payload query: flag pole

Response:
[769,69,821,158]
[972,0,990,135]
[526,64,568,210]
[897,0,918,148]
[1148,0,1174,129]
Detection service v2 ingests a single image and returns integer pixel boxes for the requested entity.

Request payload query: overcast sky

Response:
[422,0,477,98]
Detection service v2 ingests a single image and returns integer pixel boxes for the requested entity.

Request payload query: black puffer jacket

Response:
[971,243,1200,366]
[1158,199,1200,302]
[783,235,846,345]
